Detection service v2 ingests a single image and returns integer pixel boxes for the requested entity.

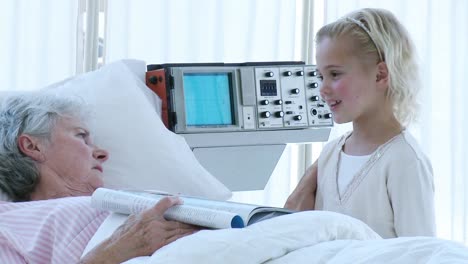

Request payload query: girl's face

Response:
[316,35,385,124]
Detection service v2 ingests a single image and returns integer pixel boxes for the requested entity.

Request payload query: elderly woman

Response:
[0,93,196,263]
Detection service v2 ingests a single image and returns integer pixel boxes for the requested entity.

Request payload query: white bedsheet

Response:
[85,211,468,263]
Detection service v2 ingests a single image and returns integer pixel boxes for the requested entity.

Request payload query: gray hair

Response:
[0,92,90,201]
[316,8,420,126]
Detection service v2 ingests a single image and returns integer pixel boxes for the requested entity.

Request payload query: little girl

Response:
[285,8,435,238]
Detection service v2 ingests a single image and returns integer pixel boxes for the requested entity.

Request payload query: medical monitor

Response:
[149,63,333,134]
[183,73,235,126]
[171,67,242,133]
[145,62,334,191]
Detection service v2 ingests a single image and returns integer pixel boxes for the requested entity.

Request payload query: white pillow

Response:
[1,60,232,201]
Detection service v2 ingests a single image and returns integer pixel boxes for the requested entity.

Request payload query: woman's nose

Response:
[93,147,109,163]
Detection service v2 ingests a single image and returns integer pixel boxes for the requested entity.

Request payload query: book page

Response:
[128,190,296,225]
[91,188,244,229]
[133,190,258,223]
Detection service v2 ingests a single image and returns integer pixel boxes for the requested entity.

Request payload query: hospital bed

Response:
[83,209,468,264]
[1,60,468,263]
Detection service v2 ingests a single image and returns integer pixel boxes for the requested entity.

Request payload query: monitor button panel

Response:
[255,66,332,129]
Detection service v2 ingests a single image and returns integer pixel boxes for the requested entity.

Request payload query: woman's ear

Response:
[376,62,389,85]
[17,134,46,162]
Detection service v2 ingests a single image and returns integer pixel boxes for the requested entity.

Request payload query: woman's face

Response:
[316,35,383,124]
[37,116,109,198]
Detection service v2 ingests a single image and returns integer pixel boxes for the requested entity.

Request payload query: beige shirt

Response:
[315,130,436,238]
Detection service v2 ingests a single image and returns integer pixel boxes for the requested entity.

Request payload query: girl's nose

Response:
[319,81,330,99]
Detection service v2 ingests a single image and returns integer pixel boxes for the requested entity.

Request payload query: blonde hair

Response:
[316,8,420,126]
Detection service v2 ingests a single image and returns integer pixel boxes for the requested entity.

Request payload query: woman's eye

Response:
[77,132,88,139]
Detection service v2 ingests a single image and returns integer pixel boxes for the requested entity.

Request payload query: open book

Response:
[91,188,294,229]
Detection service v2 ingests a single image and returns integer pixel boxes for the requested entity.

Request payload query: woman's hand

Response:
[80,196,198,264]
[284,160,318,211]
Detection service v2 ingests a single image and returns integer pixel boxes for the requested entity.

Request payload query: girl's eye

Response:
[331,71,341,78]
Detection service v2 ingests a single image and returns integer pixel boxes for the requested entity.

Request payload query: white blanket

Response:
[269,237,468,263]
[85,211,468,263]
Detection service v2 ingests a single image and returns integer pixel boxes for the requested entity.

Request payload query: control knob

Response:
[261,111,271,118]
[265,71,274,77]
[309,82,319,88]
[283,71,292,76]
[148,76,158,84]
[261,99,270,105]
[296,71,304,76]
[275,99,283,105]
[323,113,332,119]
[310,96,319,101]
[291,88,300,94]
[293,115,302,121]
[275,111,284,118]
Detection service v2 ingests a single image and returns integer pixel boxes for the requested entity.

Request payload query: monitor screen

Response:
[183,73,234,126]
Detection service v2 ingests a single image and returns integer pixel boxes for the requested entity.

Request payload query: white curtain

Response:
[321,0,468,245]
[104,0,302,64]
[0,0,80,91]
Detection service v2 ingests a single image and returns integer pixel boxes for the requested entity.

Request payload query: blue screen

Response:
[183,73,234,126]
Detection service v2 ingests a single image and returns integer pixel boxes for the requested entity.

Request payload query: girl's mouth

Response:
[329,100,342,109]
